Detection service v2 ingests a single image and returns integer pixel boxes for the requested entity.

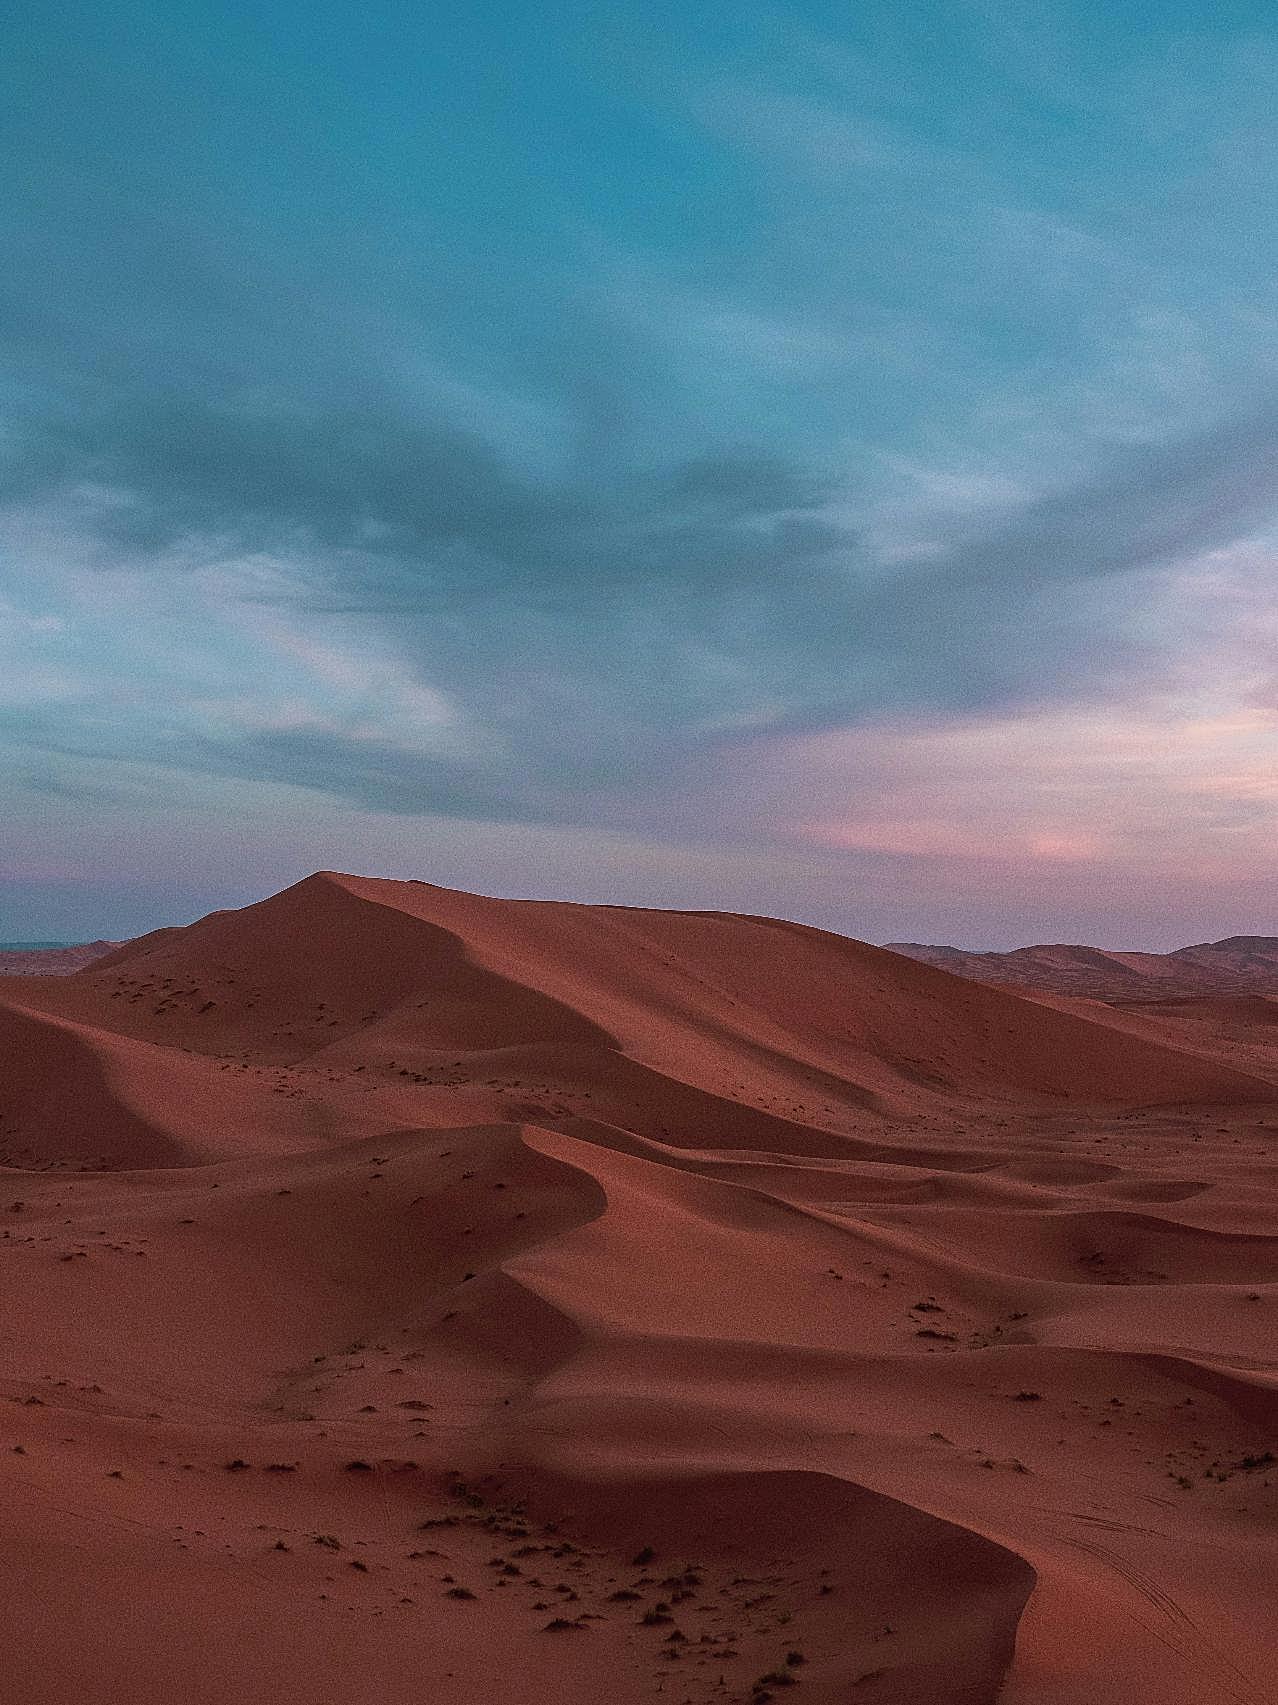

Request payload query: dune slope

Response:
[2,872,1276,1705]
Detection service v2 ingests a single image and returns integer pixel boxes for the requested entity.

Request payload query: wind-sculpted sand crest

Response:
[1,872,1275,1703]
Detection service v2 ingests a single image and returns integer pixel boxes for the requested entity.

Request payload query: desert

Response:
[1,872,1274,1704]
[8,7,1278,1698]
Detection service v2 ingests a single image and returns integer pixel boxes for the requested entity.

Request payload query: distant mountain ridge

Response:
[0,940,121,976]
[884,935,1278,1000]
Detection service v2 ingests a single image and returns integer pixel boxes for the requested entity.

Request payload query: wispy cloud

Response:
[694,83,901,178]
[5,1,1278,941]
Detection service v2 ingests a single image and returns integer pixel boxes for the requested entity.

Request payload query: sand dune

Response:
[2,873,1276,1703]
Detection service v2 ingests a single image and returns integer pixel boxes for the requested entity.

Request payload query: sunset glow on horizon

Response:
[4,2,1277,947]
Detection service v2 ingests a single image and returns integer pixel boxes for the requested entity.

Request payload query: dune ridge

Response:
[2,872,1276,1704]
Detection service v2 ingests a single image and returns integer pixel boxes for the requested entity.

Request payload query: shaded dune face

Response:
[1,872,1276,1705]
[0,999,189,1170]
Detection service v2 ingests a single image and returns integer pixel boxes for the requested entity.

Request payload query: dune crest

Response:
[2,872,1276,1703]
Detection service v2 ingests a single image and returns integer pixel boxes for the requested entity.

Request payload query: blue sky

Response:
[3,1,1277,945]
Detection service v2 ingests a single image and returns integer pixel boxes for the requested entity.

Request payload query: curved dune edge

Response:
[1,873,1276,1704]
[0,992,406,1169]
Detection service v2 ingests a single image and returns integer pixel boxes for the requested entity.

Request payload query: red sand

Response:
[1,872,1275,1704]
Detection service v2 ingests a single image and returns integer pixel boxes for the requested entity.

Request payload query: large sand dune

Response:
[2,873,1276,1703]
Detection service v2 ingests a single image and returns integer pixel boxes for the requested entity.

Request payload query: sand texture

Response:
[2,873,1276,1704]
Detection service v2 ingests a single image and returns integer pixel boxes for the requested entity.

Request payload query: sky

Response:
[2,0,1277,947]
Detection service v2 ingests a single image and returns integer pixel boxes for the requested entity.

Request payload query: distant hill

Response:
[0,940,121,976]
[884,935,1278,1000]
